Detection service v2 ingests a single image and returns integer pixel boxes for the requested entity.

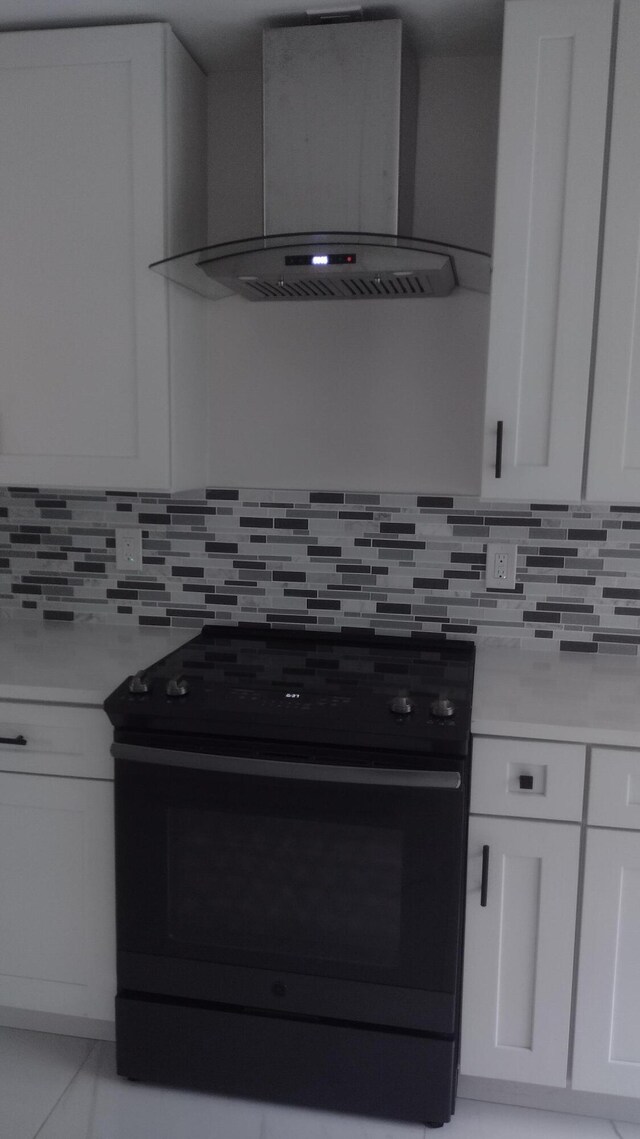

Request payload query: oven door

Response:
[113,742,469,1035]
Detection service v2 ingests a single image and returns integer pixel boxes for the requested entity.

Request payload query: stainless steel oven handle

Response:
[112,743,462,789]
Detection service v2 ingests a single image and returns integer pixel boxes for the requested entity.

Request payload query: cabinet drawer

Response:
[471,737,586,820]
[0,702,112,780]
[589,748,640,830]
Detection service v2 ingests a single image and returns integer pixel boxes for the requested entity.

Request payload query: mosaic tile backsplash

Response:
[3,486,640,653]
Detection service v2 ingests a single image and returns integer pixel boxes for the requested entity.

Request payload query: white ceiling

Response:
[0,0,504,71]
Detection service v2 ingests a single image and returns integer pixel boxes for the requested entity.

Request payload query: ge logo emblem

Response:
[285,692,300,699]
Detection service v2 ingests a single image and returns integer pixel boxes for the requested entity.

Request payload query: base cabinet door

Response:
[461,816,580,1086]
[0,772,115,1023]
[572,828,640,1095]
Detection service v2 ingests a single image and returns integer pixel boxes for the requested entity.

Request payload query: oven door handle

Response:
[112,743,462,789]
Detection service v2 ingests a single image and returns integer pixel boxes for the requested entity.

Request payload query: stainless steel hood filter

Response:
[151,18,491,301]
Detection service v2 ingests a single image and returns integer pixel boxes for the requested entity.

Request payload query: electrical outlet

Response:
[485,542,517,589]
[115,527,143,572]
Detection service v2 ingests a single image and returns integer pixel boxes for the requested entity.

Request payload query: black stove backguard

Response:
[106,624,475,1128]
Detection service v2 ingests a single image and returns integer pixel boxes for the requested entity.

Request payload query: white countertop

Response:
[0,618,188,705]
[472,643,640,747]
[2,619,640,747]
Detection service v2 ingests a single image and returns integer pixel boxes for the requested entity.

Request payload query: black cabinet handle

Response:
[0,734,27,746]
[519,774,534,790]
[480,844,490,907]
[495,420,503,479]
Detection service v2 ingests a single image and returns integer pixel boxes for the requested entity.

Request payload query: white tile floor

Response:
[0,1027,637,1139]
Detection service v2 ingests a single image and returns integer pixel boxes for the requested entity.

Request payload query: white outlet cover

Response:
[115,527,143,572]
[485,541,517,590]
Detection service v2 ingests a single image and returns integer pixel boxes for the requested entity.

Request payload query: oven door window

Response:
[169,807,401,968]
[116,757,466,994]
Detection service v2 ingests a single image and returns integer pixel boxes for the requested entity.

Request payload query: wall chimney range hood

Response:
[151,16,492,302]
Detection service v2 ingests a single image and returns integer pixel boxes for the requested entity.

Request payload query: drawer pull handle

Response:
[0,734,27,746]
[481,844,490,907]
[495,420,503,479]
[519,774,534,790]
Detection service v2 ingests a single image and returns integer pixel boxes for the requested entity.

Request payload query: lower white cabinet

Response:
[461,815,580,1086]
[0,771,115,1024]
[464,736,640,1106]
[572,828,640,1095]
[0,699,115,1032]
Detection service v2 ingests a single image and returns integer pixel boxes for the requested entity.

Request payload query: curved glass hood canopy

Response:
[150,18,492,303]
[150,231,491,302]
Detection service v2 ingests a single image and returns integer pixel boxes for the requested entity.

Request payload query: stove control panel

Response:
[230,688,353,712]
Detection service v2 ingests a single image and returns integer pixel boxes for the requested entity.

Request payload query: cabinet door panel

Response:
[0,26,171,490]
[573,829,640,1095]
[482,0,613,500]
[587,2,640,502]
[0,772,115,1022]
[588,747,640,830]
[461,816,580,1085]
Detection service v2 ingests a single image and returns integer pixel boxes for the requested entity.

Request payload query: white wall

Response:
[414,57,500,253]
[205,55,499,494]
[207,69,262,243]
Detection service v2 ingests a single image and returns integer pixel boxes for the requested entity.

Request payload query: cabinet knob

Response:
[519,773,534,791]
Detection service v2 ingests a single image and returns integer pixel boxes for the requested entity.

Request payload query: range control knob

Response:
[389,694,413,716]
[128,670,149,695]
[431,695,455,719]
[166,675,189,698]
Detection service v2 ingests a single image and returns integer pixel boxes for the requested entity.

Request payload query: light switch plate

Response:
[485,542,517,589]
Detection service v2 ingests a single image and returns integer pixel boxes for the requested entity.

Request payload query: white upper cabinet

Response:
[482,0,613,501]
[586,1,640,502]
[0,25,207,491]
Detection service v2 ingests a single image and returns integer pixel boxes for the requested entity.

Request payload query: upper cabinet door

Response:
[481,0,613,501]
[0,25,206,491]
[586,2,640,503]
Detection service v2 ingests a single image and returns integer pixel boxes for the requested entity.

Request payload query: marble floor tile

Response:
[2,1026,633,1139]
[0,1026,93,1139]
[37,1041,265,1139]
[447,1098,617,1138]
[260,1101,423,1139]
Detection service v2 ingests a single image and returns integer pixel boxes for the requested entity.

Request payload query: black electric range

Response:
[105,623,475,1129]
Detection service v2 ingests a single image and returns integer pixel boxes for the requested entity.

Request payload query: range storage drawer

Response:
[471,737,586,821]
[588,748,640,830]
[0,701,112,780]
